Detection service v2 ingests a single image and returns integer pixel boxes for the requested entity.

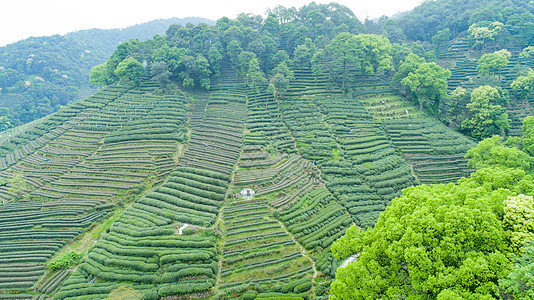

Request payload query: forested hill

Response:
[0,17,213,129]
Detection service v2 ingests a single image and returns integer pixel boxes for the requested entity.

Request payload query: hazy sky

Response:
[1,0,423,47]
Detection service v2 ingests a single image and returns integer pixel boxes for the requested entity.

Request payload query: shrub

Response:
[47,251,83,270]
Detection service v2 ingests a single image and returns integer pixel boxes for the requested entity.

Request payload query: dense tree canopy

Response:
[511,71,534,101]
[114,57,146,85]
[332,177,514,299]
[477,49,511,79]
[465,135,533,172]
[461,85,510,140]
[399,59,451,113]
[86,2,366,92]
[331,123,534,299]
[326,32,393,91]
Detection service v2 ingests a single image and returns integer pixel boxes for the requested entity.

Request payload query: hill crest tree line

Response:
[89,0,534,142]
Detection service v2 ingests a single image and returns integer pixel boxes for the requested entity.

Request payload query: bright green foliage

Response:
[89,63,109,87]
[0,115,12,131]
[272,61,294,79]
[477,49,511,79]
[331,176,513,300]
[47,251,83,270]
[272,73,289,100]
[465,135,533,172]
[400,61,451,112]
[503,195,534,253]
[468,167,534,196]
[468,21,504,49]
[351,34,393,74]
[392,53,426,84]
[511,71,534,100]
[114,57,145,85]
[152,45,187,74]
[523,116,534,157]
[105,39,145,82]
[499,241,534,299]
[520,46,534,59]
[461,85,510,140]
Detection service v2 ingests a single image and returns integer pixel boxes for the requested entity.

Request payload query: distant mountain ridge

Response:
[0,17,213,128]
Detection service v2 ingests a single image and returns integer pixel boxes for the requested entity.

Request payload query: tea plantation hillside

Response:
[5,0,534,298]
[0,57,476,299]
[437,36,534,137]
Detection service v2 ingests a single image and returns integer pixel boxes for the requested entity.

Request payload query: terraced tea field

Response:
[0,62,476,299]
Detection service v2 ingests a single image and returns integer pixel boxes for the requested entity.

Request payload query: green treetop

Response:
[114,57,145,85]
[400,61,451,113]
[461,85,510,140]
[8,173,30,200]
[477,49,511,79]
[523,116,534,157]
[511,71,534,101]
[520,46,534,60]
[246,57,266,98]
[331,178,513,299]
[468,21,504,50]
[327,32,393,91]
[465,135,532,172]
[89,63,109,87]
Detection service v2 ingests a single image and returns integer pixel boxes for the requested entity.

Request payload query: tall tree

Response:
[468,21,504,50]
[327,33,393,91]
[461,85,510,139]
[477,49,512,79]
[149,61,171,87]
[350,34,393,75]
[400,62,451,113]
[208,46,223,78]
[293,38,317,68]
[89,64,109,87]
[114,57,146,85]
[448,86,469,127]
[330,167,527,299]
[311,49,325,84]
[392,53,426,85]
[511,71,534,102]
[246,57,266,99]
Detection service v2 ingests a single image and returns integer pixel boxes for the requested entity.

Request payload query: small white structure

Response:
[178,223,189,235]
[339,253,360,269]
[240,188,255,200]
